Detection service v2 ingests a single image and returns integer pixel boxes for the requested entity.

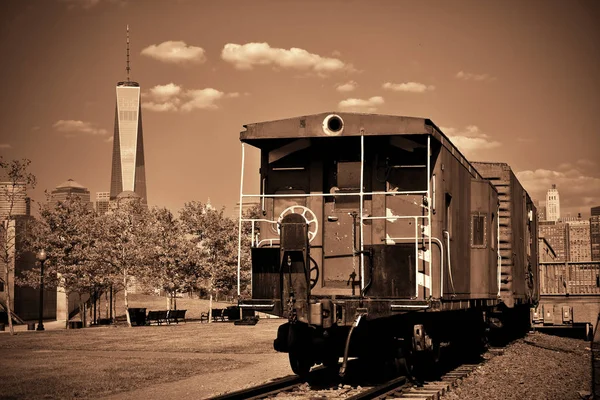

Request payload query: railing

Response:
[236,136,436,299]
[540,261,600,295]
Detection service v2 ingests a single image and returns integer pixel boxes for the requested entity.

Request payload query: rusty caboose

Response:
[235,113,538,376]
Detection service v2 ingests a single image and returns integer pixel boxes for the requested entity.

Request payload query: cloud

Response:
[180,88,225,111]
[148,83,182,100]
[141,41,206,64]
[516,168,600,216]
[382,82,435,93]
[0,144,11,149]
[335,80,358,92]
[221,42,354,73]
[440,125,501,156]
[53,120,108,138]
[142,101,179,112]
[142,84,238,112]
[455,71,496,82]
[338,96,384,113]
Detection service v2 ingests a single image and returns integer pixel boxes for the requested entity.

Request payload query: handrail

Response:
[443,230,456,296]
[430,237,444,298]
[241,190,428,198]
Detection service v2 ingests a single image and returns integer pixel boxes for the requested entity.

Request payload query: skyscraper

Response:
[591,206,600,261]
[566,219,591,262]
[95,191,110,215]
[109,26,147,205]
[0,182,29,218]
[539,220,568,262]
[546,184,560,222]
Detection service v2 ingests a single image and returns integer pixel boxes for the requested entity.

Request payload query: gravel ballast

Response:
[442,332,591,400]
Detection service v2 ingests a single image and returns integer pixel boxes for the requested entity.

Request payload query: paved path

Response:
[0,319,67,333]
[101,352,292,399]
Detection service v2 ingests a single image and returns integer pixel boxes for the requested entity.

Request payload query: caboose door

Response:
[322,161,362,295]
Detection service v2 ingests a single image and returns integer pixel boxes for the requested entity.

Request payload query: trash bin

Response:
[127,308,147,326]
[27,322,36,331]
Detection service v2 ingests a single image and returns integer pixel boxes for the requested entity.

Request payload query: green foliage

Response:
[180,202,242,296]
[20,196,255,303]
[142,207,201,297]
[21,194,98,294]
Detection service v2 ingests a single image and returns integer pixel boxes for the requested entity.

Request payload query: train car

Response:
[235,112,538,376]
[471,162,539,333]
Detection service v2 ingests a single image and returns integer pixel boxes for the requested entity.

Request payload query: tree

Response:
[21,194,98,328]
[180,201,238,321]
[94,199,148,327]
[0,158,36,335]
[142,207,201,310]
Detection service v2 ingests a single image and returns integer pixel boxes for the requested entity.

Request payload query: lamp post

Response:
[36,249,47,331]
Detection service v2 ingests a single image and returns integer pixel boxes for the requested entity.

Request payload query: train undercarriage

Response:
[271,302,531,378]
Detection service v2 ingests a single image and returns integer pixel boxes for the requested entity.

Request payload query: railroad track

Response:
[208,348,502,400]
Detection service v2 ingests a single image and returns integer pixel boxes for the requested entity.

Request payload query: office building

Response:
[566,219,591,262]
[539,221,568,262]
[538,237,557,263]
[96,191,110,215]
[537,202,546,222]
[109,26,147,205]
[0,182,29,218]
[591,206,600,261]
[50,179,92,209]
[546,184,560,222]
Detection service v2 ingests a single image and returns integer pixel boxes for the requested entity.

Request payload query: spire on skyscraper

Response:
[126,25,131,82]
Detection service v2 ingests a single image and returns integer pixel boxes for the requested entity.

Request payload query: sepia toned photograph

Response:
[0,1,599,399]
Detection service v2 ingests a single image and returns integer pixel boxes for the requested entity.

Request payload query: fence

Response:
[540,261,600,295]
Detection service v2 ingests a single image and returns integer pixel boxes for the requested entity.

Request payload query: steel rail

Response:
[207,375,303,400]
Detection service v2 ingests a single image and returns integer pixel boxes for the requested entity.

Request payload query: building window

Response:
[471,213,487,248]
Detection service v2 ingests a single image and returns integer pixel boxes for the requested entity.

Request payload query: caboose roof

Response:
[241,112,432,141]
[241,112,482,179]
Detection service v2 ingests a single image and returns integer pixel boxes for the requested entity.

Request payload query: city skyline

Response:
[0,1,599,217]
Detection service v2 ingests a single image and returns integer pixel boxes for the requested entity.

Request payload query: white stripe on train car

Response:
[385,233,396,245]
[417,272,431,290]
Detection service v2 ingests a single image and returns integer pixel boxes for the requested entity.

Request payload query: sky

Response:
[0,0,599,218]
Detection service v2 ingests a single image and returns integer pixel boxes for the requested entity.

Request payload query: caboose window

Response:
[334,161,361,210]
[471,214,487,248]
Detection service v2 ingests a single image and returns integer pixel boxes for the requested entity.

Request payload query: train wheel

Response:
[289,351,312,378]
[322,352,339,368]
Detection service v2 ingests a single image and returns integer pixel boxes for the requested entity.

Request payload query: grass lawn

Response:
[0,294,284,399]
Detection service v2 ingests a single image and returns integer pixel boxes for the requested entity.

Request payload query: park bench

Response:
[200,312,209,323]
[211,308,226,322]
[166,309,187,324]
[146,310,168,325]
